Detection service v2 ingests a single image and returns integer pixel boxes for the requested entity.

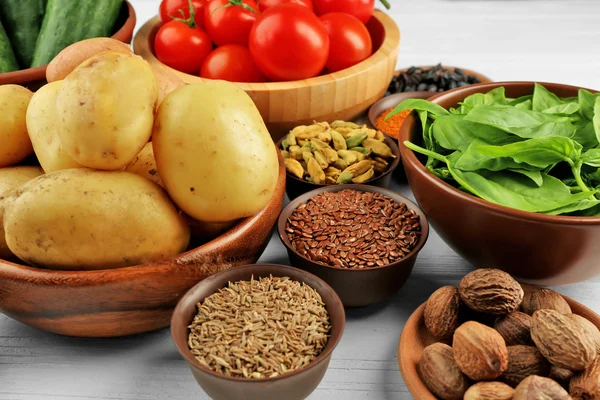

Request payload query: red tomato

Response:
[249,3,329,81]
[204,0,259,47]
[319,12,372,73]
[200,45,266,82]
[155,20,213,74]
[313,0,374,23]
[257,0,313,12]
[159,0,207,28]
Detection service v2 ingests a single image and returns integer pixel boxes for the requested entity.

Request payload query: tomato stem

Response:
[170,0,197,28]
[211,0,258,17]
[379,0,391,9]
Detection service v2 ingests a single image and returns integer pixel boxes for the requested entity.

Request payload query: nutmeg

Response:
[513,375,571,400]
[424,286,462,341]
[459,269,523,315]
[463,381,514,400]
[501,345,551,387]
[494,311,533,346]
[418,342,468,400]
[521,287,571,315]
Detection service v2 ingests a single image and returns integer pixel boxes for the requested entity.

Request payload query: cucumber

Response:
[0,0,45,68]
[31,0,123,67]
[0,20,19,73]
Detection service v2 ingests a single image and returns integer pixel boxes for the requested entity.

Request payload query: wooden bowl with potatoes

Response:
[0,47,285,337]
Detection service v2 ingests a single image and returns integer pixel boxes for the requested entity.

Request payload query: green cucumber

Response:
[0,0,45,68]
[0,20,19,73]
[31,0,123,67]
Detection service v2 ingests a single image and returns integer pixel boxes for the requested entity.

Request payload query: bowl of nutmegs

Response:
[398,268,600,400]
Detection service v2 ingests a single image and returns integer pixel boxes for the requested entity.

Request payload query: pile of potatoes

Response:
[0,39,279,271]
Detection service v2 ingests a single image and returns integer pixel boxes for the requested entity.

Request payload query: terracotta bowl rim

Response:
[133,10,400,91]
[0,158,286,276]
[276,133,401,189]
[170,263,346,383]
[0,0,136,84]
[399,80,600,225]
[277,184,430,272]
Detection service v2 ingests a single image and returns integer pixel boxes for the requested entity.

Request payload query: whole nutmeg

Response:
[463,381,514,400]
[458,269,524,315]
[513,375,571,400]
[453,320,509,381]
[531,309,597,371]
[494,311,533,346]
[550,366,574,388]
[418,342,468,400]
[501,345,551,387]
[570,357,600,399]
[424,286,461,340]
[521,287,571,315]
[568,313,600,353]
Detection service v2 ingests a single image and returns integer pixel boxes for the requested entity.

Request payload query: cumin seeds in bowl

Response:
[187,275,331,379]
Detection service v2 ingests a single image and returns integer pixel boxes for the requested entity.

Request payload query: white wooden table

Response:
[2,1,600,399]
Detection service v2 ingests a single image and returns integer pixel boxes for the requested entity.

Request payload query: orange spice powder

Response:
[375,108,412,138]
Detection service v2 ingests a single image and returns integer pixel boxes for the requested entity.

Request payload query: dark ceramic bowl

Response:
[171,264,345,400]
[399,81,600,285]
[277,134,400,200]
[368,91,433,138]
[0,0,136,90]
[277,184,429,307]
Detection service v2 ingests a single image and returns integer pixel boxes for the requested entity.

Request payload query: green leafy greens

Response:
[397,83,600,216]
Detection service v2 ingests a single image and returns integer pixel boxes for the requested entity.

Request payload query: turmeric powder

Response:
[375,108,411,138]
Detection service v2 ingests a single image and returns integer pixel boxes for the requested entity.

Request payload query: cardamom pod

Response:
[324,166,341,178]
[334,127,356,138]
[287,132,297,146]
[301,140,311,148]
[317,129,332,143]
[362,138,394,158]
[284,158,304,179]
[302,151,315,164]
[352,167,375,183]
[333,158,348,170]
[362,128,378,139]
[331,120,360,130]
[345,132,367,148]
[349,149,368,161]
[281,150,290,159]
[319,147,338,164]
[307,157,326,184]
[313,150,329,169]
[292,124,324,140]
[325,176,337,184]
[337,160,373,183]
[310,138,329,151]
[331,130,347,151]
[300,160,308,171]
[289,146,304,160]
[337,150,358,165]
[281,138,289,150]
[350,146,370,155]
[375,130,385,141]
[373,157,389,173]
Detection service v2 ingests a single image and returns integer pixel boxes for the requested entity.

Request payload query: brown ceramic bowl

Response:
[171,263,345,400]
[368,91,433,138]
[398,284,600,400]
[0,156,286,337]
[277,134,401,200]
[278,184,429,307]
[400,81,600,285]
[0,0,136,90]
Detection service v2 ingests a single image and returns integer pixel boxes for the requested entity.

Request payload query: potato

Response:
[153,82,279,222]
[151,64,185,110]
[26,80,83,173]
[3,168,190,270]
[46,38,133,82]
[187,217,239,242]
[0,166,44,260]
[0,85,34,168]
[56,51,158,170]
[125,142,162,187]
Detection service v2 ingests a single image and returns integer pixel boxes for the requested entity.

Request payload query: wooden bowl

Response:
[398,284,600,400]
[133,11,400,140]
[171,264,345,400]
[400,81,600,285]
[0,0,136,90]
[0,156,286,338]
[277,184,429,307]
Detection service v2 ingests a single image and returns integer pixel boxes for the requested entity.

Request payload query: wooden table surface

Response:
[2,1,600,399]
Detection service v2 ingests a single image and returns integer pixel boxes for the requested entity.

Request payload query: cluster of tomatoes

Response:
[155,0,379,82]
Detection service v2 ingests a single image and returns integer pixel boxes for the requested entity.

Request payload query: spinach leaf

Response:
[532,82,563,111]
[464,105,573,138]
[544,199,600,215]
[515,100,533,110]
[585,168,600,185]
[388,99,449,120]
[508,169,543,186]
[508,95,533,107]
[452,139,535,172]
[594,96,600,143]
[578,89,596,120]
[581,148,600,167]
[461,87,508,108]
[431,115,513,152]
[476,136,582,169]
[543,102,580,115]
[572,120,598,150]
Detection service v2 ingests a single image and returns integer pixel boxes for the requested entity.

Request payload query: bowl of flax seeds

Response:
[277,184,430,307]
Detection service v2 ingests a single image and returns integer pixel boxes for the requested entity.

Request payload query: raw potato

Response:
[46,38,133,82]
[153,82,279,222]
[56,51,158,170]
[3,169,190,270]
[150,64,185,109]
[187,217,239,242]
[0,85,34,167]
[0,166,44,260]
[26,80,83,173]
[125,142,163,187]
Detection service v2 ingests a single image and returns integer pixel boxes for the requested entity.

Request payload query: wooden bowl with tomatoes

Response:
[133,0,400,139]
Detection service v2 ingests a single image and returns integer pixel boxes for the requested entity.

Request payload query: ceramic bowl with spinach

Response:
[398,81,600,286]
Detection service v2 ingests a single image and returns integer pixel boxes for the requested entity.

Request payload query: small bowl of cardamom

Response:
[278,120,401,200]
[171,263,345,400]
